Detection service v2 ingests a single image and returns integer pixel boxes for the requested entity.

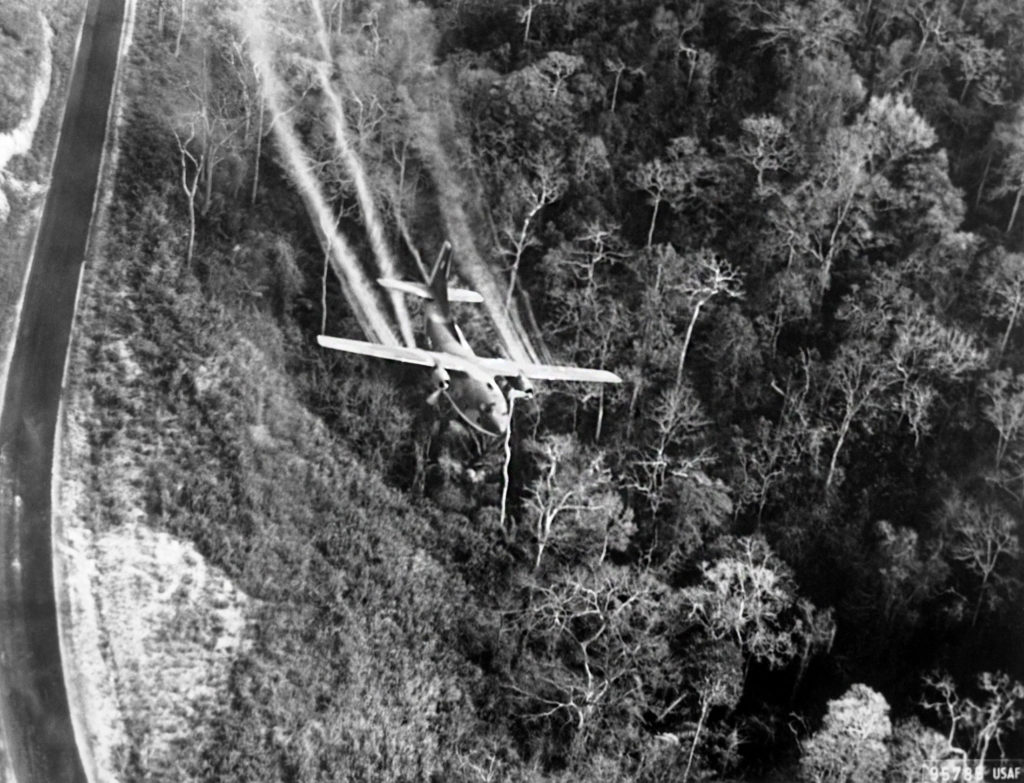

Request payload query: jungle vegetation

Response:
[67,0,1024,779]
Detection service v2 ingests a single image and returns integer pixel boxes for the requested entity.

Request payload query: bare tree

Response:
[682,535,827,677]
[535,51,583,98]
[518,0,558,44]
[624,382,711,519]
[735,115,794,196]
[604,58,626,112]
[500,151,567,310]
[788,126,871,296]
[988,106,1024,233]
[822,343,897,493]
[523,435,626,571]
[677,641,743,783]
[173,122,202,266]
[507,565,662,740]
[175,0,186,57]
[982,370,1024,470]
[231,39,268,206]
[738,364,828,521]
[630,157,675,249]
[941,494,1020,626]
[955,34,1006,103]
[922,671,1024,761]
[174,33,251,222]
[627,137,715,249]
[985,252,1024,356]
[672,250,743,386]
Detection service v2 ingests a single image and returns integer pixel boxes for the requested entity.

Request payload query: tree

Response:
[499,149,567,310]
[173,122,202,266]
[624,382,710,521]
[767,94,945,304]
[229,39,267,206]
[540,227,633,440]
[775,49,864,156]
[679,641,744,783]
[800,684,892,783]
[682,535,830,676]
[820,342,898,493]
[954,34,1006,103]
[734,115,795,196]
[507,565,666,751]
[604,56,644,113]
[534,51,584,99]
[631,244,685,373]
[982,370,1024,472]
[984,251,1024,357]
[987,105,1024,234]
[168,6,252,249]
[768,122,872,299]
[522,435,632,572]
[630,157,677,250]
[733,356,829,522]
[499,49,587,153]
[834,265,985,453]
[543,222,625,330]
[885,307,986,446]
[870,520,949,634]
[940,493,1020,625]
[895,0,958,94]
[922,671,1024,761]
[672,249,743,387]
[518,0,559,45]
[174,0,187,57]
[790,597,836,699]
[887,718,964,783]
[736,415,807,524]
[627,137,718,248]
[743,0,856,63]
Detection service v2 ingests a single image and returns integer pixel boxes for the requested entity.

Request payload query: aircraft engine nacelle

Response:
[510,373,535,399]
[431,364,451,391]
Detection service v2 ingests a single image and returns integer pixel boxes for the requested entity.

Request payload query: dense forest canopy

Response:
[79,0,1024,778]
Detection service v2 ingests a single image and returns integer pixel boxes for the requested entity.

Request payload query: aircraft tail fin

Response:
[428,241,452,287]
[427,241,453,313]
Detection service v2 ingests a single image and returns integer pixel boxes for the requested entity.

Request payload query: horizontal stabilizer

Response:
[378,278,483,303]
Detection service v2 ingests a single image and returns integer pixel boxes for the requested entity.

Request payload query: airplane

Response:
[316,243,622,436]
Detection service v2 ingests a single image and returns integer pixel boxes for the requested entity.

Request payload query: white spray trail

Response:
[400,88,540,364]
[317,72,416,346]
[242,7,399,346]
[310,0,415,347]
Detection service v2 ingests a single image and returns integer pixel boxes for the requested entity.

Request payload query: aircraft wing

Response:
[317,335,480,374]
[317,336,622,384]
[476,356,623,384]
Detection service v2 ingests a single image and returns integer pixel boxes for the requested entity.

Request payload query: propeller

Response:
[431,362,451,391]
[511,372,535,399]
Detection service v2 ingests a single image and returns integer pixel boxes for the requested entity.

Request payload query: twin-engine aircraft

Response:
[317,243,622,436]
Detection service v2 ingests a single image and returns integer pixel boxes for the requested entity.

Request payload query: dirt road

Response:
[0,0,127,780]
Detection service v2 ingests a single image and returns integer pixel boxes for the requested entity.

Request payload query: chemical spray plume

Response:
[241,5,399,347]
[310,0,416,347]
[399,86,540,364]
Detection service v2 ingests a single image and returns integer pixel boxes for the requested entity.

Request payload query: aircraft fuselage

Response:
[423,302,510,436]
